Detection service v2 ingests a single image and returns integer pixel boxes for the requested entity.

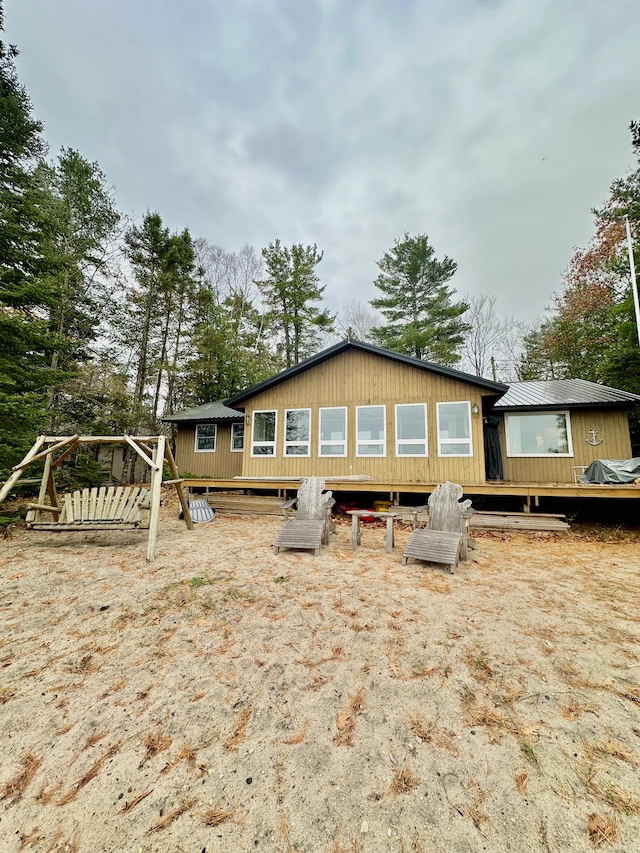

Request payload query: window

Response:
[437,402,472,456]
[284,408,311,456]
[251,410,277,456]
[319,407,347,456]
[230,422,244,452]
[195,423,216,452]
[395,404,427,456]
[356,405,386,456]
[505,412,573,457]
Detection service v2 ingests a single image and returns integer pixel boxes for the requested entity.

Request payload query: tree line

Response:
[1,3,639,479]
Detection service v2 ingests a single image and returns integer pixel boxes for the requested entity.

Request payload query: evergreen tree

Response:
[369,233,469,364]
[122,212,199,428]
[258,240,334,367]
[33,148,122,425]
[180,241,276,404]
[0,9,57,475]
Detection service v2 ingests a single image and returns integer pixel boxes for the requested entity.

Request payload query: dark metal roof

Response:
[493,379,640,411]
[162,400,244,423]
[225,340,508,406]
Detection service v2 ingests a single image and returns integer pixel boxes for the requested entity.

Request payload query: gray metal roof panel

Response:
[162,400,244,423]
[494,379,640,410]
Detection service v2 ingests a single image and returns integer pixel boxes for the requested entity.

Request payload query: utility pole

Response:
[625,215,640,347]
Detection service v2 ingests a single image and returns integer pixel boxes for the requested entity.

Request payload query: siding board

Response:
[241,349,492,484]
[499,409,632,483]
[175,424,243,479]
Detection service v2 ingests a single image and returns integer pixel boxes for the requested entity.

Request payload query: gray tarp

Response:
[579,458,640,484]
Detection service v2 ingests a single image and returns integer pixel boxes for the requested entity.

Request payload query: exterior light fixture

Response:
[472,404,480,417]
[245,413,251,425]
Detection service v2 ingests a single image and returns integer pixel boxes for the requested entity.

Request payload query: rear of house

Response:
[164,341,640,488]
[165,341,507,485]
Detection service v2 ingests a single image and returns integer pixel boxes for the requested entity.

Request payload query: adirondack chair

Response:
[402,482,474,574]
[275,476,335,556]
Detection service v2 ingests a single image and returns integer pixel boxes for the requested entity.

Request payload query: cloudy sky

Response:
[7,0,640,324]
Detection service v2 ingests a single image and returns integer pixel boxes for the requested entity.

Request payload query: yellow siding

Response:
[239,349,494,485]
[174,423,243,479]
[500,409,632,483]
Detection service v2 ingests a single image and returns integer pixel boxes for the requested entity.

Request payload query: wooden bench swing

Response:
[0,435,193,561]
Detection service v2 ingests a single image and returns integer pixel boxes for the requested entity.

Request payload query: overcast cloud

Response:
[7,0,640,323]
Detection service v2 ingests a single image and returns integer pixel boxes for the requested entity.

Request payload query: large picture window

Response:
[505,412,572,457]
[251,410,277,456]
[395,404,427,456]
[284,409,311,456]
[230,422,244,452]
[195,423,217,452]
[356,405,386,456]
[319,407,347,456]
[437,402,472,457]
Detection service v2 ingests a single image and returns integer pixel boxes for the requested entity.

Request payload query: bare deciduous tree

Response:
[337,300,381,342]
[461,294,513,379]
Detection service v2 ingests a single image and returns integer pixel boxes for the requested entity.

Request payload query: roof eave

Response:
[493,401,639,412]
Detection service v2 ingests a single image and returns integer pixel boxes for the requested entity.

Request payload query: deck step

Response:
[205,494,285,516]
[392,505,569,532]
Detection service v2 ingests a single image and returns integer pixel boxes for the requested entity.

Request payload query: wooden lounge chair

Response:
[275,476,335,555]
[26,485,150,531]
[402,481,474,574]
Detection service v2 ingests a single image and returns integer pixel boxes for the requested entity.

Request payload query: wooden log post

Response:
[0,435,47,504]
[385,514,395,553]
[32,450,54,523]
[163,441,193,531]
[146,436,165,561]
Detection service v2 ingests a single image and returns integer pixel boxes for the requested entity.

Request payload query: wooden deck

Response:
[183,478,640,502]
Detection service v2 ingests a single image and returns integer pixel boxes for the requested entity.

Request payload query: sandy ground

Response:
[0,493,639,853]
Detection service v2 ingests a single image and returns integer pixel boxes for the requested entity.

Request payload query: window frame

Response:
[504,411,574,458]
[318,406,348,457]
[230,421,244,453]
[250,409,278,458]
[395,403,428,457]
[194,423,217,453]
[436,401,473,458]
[356,404,387,458]
[284,408,311,457]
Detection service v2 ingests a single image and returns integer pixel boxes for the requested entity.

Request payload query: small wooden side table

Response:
[347,510,397,553]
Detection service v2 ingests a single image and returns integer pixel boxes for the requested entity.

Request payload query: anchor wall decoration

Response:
[586,428,603,446]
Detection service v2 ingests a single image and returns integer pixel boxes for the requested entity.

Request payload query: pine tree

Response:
[258,240,334,367]
[0,11,56,474]
[370,233,469,364]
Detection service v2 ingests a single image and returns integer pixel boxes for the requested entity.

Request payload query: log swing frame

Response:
[0,435,193,561]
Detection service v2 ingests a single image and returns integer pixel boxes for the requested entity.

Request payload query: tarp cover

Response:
[579,458,640,484]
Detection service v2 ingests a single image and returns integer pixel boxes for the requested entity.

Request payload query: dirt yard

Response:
[1,494,639,853]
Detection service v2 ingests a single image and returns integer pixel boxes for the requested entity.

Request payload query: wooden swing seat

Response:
[26,486,150,532]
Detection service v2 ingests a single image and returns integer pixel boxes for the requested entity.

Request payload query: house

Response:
[163,340,640,488]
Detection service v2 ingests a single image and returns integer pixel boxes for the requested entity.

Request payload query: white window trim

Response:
[395,403,428,457]
[194,423,217,453]
[436,401,473,458]
[356,404,387,458]
[284,408,311,457]
[250,410,277,458]
[505,411,574,458]
[318,406,347,457]
[230,421,244,452]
